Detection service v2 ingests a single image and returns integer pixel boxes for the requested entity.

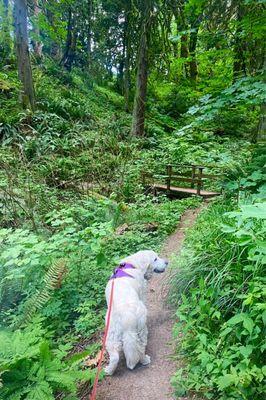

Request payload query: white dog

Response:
[104,250,168,375]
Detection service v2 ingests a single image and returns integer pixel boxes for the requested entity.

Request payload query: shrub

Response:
[170,166,266,399]
[0,319,93,400]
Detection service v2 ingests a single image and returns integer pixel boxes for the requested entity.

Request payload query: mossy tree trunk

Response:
[131,1,152,136]
[13,0,36,110]
[189,19,200,82]
[61,8,77,71]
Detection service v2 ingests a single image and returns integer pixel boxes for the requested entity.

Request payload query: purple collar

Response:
[110,262,136,280]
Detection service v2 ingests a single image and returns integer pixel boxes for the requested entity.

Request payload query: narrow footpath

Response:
[96,206,204,400]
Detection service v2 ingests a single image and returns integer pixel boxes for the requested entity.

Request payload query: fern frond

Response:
[0,323,44,364]
[24,381,54,400]
[14,259,68,328]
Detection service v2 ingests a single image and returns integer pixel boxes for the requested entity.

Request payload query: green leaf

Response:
[227,313,244,326]
[25,381,53,400]
[242,315,254,334]
[239,345,253,358]
[262,310,266,326]
[217,374,236,389]
[220,327,232,337]
[198,333,207,346]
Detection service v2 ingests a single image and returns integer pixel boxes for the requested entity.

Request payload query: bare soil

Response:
[95,206,204,400]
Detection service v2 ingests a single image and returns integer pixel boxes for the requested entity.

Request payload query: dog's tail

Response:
[122,330,140,370]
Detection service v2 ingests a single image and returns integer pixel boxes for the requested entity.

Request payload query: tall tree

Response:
[31,0,43,58]
[123,4,131,111]
[188,15,201,81]
[60,7,77,71]
[13,0,36,110]
[187,0,205,83]
[233,1,246,79]
[131,1,153,136]
[87,0,93,67]
[171,0,189,78]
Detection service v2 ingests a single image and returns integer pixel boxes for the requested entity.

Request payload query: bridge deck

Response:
[153,183,220,198]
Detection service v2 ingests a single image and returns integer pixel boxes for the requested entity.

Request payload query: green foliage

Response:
[0,193,200,330]
[187,76,265,123]
[170,156,266,399]
[15,260,68,328]
[1,0,264,395]
[0,320,93,400]
[0,2,13,66]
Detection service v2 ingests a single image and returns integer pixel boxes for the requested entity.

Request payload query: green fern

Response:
[24,382,54,400]
[0,322,93,400]
[14,259,68,328]
[0,321,44,365]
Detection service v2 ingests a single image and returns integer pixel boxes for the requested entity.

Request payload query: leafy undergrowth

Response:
[170,147,266,399]
[0,63,257,399]
[0,62,253,203]
[0,190,200,399]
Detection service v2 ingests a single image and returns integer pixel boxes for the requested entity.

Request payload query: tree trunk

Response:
[87,0,93,67]
[172,0,189,78]
[13,0,36,110]
[131,29,148,136]
[189,21,200,81]
[117,15,127,95]
[61,8,77,71]
[65,30,77,71]
[124,6,131,112]
[255,102,266,143]
[254,55,266,143]
[32,0,43,58]
[131,3,151,136]
[233,3,246,79]
[180,34,189,78]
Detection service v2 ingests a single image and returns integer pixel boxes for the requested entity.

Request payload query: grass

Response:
[170,158,266,399]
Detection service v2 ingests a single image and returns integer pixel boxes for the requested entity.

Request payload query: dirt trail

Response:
[96,206,204,400]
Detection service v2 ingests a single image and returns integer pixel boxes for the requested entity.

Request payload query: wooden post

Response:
[197,167,203,195]
[166,165,172,190]
[191,165,196,188]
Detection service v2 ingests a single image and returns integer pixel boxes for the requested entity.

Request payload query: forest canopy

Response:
[0,0,265,136]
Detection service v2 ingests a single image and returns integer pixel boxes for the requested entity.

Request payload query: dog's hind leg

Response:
[122,331,140,370]
[104,345,120,375]
[138,325,151,366]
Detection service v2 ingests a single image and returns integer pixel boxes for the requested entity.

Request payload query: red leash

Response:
[90,278,115,400]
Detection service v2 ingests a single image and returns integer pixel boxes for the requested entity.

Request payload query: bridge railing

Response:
[142,164,223,196]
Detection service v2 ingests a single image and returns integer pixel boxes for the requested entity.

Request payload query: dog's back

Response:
[106,278,147,368]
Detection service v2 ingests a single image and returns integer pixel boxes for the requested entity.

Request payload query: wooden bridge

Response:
[142,164,222,199]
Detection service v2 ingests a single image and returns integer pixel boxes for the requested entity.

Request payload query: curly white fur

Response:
[104,250,168,375]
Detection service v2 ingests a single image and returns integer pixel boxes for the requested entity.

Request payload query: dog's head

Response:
[135,250,168,280]
[149,250,168,273]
